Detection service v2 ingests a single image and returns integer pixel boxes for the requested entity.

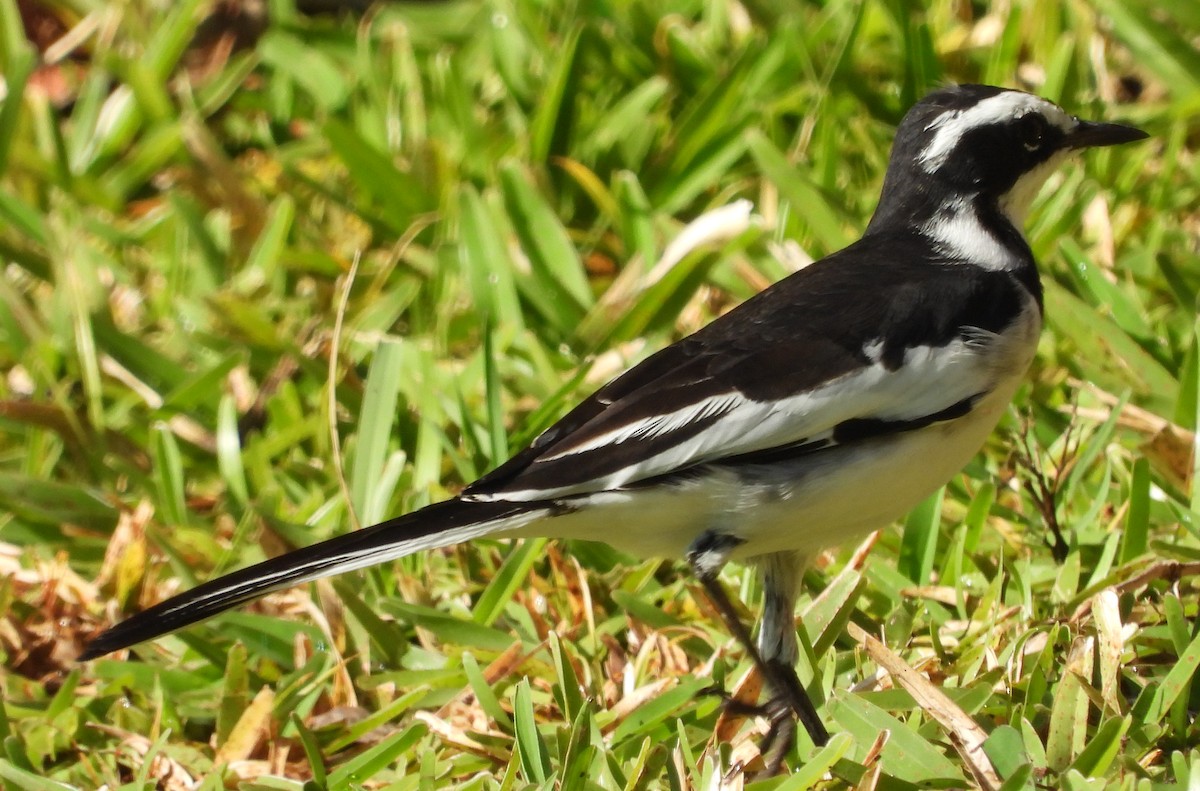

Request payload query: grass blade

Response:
[513,678,551,784]
[350,340,404,527]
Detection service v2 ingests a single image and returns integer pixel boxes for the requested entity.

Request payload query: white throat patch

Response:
[998,148,1071,225]
[921,197,1022,270]
[918,92,1074,173]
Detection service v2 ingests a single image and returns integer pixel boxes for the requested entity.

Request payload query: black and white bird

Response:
[83,84,1146,767]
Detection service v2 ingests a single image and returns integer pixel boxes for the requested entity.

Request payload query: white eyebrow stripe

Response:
[918,92,1075,172]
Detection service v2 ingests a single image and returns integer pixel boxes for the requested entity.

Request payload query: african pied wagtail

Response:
[83,84,1147,768]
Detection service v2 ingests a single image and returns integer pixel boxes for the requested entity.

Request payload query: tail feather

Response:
[81,498,546,659]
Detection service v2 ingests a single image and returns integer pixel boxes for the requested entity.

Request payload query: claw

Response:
[755,710,796,779]
[698,683,732,701]
[705,682,824,778]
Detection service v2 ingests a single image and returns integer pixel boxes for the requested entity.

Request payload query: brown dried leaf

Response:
[215,686,275,764]
[1142,423,1195,492]
[600,633,627,704]
[1,545,99,676]
[307,705,369,729]
[1067,380,1195,492]
[183,0,268,83]
[861,728,890,768]
[1072,560,1200,621]
[89,724,197,790]
[671,738,697,791]
[714,663,765,743]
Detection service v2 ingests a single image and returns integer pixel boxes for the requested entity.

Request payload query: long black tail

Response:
[81,498,546,659]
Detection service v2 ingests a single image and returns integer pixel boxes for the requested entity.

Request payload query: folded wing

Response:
[468,236,1034,502]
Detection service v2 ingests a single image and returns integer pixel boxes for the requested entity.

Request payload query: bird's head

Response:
[869,84,1147,235]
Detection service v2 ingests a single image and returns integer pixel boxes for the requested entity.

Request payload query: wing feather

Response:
[468,233,1035,501]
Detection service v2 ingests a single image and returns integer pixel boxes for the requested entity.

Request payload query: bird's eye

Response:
[1017,114,1045,151]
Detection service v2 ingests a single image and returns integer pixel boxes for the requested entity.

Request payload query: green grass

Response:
[0,0,1197,787]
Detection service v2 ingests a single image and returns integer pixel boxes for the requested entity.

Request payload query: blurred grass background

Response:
[0,0,1197,787]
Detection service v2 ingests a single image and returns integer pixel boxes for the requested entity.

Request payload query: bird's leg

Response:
[756,551,828,749]
[687,538,829,776]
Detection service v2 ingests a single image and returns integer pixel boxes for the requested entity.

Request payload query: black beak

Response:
[1066,119,1149,149]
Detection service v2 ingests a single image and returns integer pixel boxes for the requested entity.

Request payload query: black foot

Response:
[703,665,830,777]
[757,697,798,778]
[764,659,829,746]
[712,687,808,779]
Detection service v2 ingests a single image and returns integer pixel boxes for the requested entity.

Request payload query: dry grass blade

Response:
[436,641,531,723]
[602,677,677,732]
[1091,589,1127,713]
[412,711,511,763]
[848,622,1002,791]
